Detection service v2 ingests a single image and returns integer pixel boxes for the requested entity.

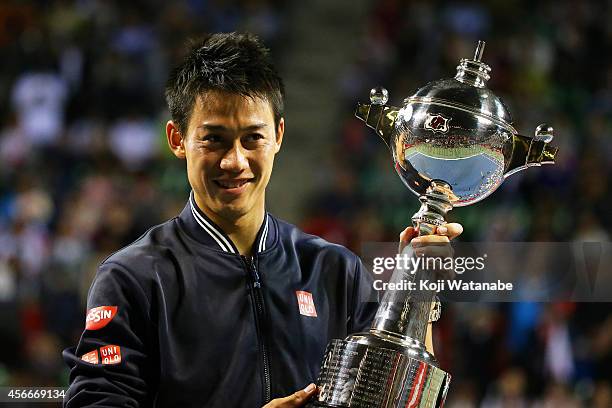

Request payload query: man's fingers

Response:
[413,245,453,259]
[399,223,462,253]
[412,235,450,246]
[399,226,418,244]
[263,384,317,408]
[436,223,463,240]
[401,223,463,242]
[399,226,418,253]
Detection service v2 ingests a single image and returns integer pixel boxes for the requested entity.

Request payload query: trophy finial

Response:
[454,41,491,88]
[370,86,389,105]
[473,40,486,62]
[535,123,554,143]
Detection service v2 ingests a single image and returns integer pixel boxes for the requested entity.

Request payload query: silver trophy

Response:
[309,41,558,407]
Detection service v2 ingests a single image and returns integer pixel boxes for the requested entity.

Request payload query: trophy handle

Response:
[355,103,399,149]
[355,87,400,149]
[503,126,558,177]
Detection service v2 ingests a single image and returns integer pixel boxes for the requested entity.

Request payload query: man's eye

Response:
[246,133,264,142]
[202,135,221,143]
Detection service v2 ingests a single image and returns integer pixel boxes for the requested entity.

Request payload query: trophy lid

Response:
[406,41,515,133]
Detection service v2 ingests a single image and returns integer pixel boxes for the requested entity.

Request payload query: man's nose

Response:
[220,143,248,172]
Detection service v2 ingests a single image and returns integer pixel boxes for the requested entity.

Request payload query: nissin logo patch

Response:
[296,291,317,317]
[85,306,118,330]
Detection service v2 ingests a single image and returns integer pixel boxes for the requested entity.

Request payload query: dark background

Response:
[0,0,610,406]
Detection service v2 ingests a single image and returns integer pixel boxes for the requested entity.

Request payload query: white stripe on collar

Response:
[258,215,269,253]
[189,194,236,254]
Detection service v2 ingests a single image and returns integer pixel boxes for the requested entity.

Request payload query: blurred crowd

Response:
[0,0,610,406]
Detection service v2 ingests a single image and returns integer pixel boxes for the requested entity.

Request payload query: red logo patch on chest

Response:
[99,345,122,365]
[296,291,317,317]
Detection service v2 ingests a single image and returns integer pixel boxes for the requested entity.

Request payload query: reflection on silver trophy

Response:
[309,41,558,407]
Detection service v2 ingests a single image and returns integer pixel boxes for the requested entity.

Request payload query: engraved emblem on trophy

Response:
[309,41,558,407]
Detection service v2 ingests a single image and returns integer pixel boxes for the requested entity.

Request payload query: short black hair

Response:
[165,32,285,135]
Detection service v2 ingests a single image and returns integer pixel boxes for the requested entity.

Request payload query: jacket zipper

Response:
[242,255,271,404]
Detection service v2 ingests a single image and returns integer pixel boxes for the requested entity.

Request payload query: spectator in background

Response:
[11,60,68,147]
[108,111,159,170]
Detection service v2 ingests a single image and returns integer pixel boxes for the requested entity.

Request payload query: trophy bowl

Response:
[358,41,557,209]
[391,78,510,206]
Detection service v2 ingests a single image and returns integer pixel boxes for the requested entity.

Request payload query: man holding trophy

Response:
[62,32,462,407]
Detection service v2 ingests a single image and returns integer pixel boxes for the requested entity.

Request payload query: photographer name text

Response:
[373,279,513,292]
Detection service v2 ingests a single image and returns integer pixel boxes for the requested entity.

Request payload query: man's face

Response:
[172,91,283,222]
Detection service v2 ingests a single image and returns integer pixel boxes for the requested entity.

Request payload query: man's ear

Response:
[274,118,284,154]
[166,121,186,159]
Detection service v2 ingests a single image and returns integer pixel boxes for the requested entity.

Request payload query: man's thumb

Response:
[288,383,317,406]
[302,383,317,395]
[264,383,317,407]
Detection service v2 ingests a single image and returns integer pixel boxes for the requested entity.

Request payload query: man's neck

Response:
[221,211,264,257]
[195,198,264,257]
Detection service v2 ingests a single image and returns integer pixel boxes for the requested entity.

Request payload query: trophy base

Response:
[307,334,450,408]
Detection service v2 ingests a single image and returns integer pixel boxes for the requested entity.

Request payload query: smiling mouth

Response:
[214,179,253,189]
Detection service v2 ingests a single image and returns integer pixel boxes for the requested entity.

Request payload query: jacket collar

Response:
[178,192,276,255]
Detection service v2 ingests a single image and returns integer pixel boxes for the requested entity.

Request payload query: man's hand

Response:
[263,384,317,408]
[399,223,464,249]
[399,223,463,356]
[399,223,463,280]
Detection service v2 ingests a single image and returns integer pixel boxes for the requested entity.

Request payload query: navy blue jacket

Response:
[63,195,377,407]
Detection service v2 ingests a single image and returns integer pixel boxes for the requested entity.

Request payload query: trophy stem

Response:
[308,181,455,408]
[370,181,454,350]
[411,180,455,236]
